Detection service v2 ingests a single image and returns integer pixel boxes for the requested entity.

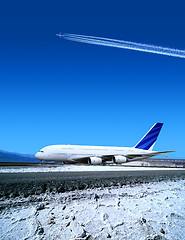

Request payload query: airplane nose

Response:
[35,152,41,160]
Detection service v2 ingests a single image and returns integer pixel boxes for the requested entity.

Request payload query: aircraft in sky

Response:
[35,123,173,164]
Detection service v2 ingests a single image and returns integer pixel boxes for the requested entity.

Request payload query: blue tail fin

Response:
[134,123,163,151]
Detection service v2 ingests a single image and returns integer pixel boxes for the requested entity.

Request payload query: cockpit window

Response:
[39,150,44,153]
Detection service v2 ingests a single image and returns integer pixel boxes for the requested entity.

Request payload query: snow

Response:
[1,179,185,239]
[0,165,184,173]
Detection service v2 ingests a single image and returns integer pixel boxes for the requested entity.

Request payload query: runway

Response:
[1,169,185,199]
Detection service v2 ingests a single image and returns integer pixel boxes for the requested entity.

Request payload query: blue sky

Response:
[0,0,185,158]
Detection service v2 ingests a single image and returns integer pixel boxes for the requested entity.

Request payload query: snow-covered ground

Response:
[1,179,185,240]
[0,165,184,173]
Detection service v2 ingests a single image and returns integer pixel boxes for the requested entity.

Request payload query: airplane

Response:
[35,123,174,165]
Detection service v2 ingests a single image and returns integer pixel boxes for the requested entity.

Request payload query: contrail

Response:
[56,33,185,59]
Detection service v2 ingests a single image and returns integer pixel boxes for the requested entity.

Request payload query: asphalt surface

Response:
[1,170,185,199]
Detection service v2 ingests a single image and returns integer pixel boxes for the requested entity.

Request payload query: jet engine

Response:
[89,157,103,165]
[114,155,127,164]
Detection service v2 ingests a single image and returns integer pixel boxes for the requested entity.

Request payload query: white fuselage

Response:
[34,123,172,164]
[35,145,152,163]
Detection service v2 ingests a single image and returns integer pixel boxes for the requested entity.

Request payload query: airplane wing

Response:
[124,151,175,161]
[71,151,175,164]
[100,151,175,162]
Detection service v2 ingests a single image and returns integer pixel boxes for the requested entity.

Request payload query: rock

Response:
[171,212,175,216]
[72,216,76,221]
[140,217,147,224]
[160,228,165,234]
[62,205,66,210]
[77,229,87,238]
[154,235,163,240]
[38,227,44,235]
[107,233,111,238]
[49,220,56,225]
[66,222,70,227]
[145,237,153,240]
[140,193,144,198]
[37,203,45,211]
[94,194,100,201]
[145,235,164,240]
[102,213,109,221]
[81,229,87,238]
